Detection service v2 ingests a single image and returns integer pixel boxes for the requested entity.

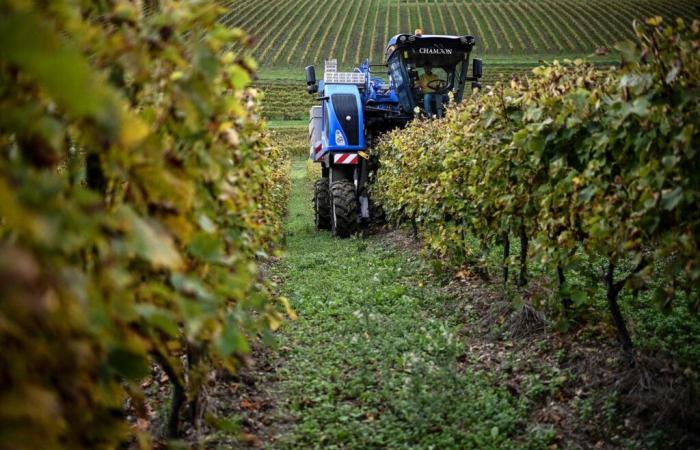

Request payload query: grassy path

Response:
[268,159,543,449]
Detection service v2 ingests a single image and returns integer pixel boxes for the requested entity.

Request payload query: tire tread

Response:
[314,178,331,230]
[330,180,358,238]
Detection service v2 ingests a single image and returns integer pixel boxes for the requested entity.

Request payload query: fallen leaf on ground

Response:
[240,399,258,411]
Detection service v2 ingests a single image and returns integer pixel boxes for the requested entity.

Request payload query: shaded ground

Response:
[260,159,544,449]
[246,159,697,449]
[133,158,698,449]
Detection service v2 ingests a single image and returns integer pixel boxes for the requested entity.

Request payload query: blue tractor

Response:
[306,32,482,237]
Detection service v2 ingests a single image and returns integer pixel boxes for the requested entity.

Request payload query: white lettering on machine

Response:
[418,48,453,55]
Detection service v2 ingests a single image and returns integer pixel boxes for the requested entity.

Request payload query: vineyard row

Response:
[220,0,700,65]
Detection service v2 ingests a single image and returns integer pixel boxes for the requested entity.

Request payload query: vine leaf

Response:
[118,206,183,270]
[660,187,683,211]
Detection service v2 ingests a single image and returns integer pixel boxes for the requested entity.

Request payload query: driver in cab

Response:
[418,64,443,118]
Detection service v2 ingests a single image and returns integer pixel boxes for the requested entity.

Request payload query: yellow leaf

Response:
[218,121,233,132]
[119,114,149,149]
[222,51,235,65]
[268,312,282,331]
[170,71,184,81]
[280,296,298,320]
[118,206,183,271]
[646,16,663,26]
[162,214,194,243]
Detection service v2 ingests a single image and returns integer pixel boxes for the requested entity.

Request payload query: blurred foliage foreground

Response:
[0,0,290,448]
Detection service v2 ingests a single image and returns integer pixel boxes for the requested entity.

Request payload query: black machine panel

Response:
[388,55,414,113]
[331,94,360,146]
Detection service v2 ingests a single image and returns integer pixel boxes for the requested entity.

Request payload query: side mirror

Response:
[305,65,316,85]
[472,58,483,79]
[305,65,318,94]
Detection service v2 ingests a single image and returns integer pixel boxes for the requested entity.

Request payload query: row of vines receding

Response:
[0,0,290,448]
[375,17,699,360]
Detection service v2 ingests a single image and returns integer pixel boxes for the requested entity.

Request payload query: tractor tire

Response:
[313,178,331,230]
[330,180,358,238]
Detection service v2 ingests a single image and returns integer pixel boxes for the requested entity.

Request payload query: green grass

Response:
[267,120,307,129]
[257,69,306,80]
[268,159,552,449]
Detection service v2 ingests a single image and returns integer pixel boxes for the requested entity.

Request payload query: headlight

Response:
[335,130,346,146]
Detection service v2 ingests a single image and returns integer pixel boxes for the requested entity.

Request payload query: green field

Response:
[223,0,700,68]
[257,79,316,120]
[237,0,700,120]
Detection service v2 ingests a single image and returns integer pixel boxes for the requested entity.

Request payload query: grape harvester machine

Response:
[305,32,482,237]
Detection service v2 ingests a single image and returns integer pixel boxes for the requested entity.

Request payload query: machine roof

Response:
[384,34,476,61]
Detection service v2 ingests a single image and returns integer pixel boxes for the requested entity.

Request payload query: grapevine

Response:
[376,18,700,357]
[0,1,290,447]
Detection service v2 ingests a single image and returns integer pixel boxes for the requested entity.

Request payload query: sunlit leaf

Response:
[117,206,183,270]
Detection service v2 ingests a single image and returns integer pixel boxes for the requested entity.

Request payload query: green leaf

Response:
[527,136,545,156]
[619,97,650,119]
[170,273,215,303]
[571,290,588,306]
[194,44,219,79]
[615,40,639,63]
[106,346,150,381]
[660,187,683,211]
[0,12,119,133]
[134,304,179,337]
[188,231,224,263]
[579,186,597,202]
[228,65,251,90]
[216,316,250,356]
[118,206,183,270]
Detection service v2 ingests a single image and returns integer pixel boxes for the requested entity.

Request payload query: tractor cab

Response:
[385,33,482,117]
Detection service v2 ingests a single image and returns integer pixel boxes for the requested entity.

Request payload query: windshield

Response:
[409,63,453,93]
[417,66,448,81]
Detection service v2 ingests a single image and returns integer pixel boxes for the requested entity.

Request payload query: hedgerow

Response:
[375,17,699,357]
[0,0,289,448]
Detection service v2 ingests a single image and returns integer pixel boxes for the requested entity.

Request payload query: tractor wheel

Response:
[330,180,358,238]
[313,178,331,230]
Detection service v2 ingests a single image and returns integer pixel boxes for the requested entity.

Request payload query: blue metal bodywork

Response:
[320,83,365,155]
[358,60,401,114]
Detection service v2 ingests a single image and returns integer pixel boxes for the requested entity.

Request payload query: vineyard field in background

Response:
[221,0,700,67]
[269,123,309,157]
[236,0,699,120]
